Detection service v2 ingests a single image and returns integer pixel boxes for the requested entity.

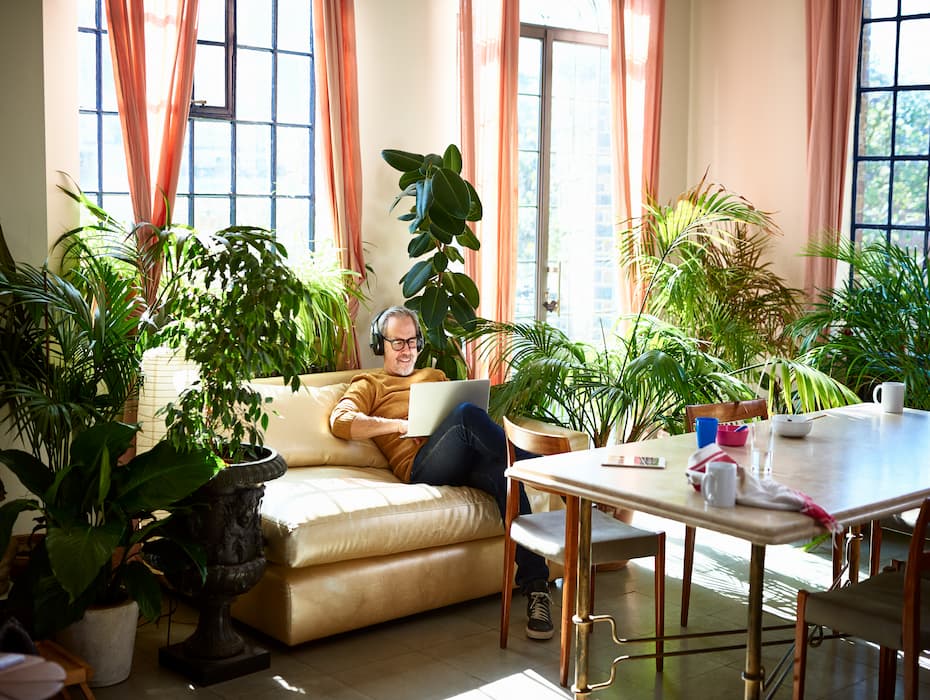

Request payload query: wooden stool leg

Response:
[655,532,665,673]
[559,496,579,687]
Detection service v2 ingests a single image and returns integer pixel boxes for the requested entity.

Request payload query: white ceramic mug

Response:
[702,461,737,508]
[873,381,906,414]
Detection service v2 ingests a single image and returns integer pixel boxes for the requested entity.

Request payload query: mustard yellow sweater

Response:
[330,368,446,482]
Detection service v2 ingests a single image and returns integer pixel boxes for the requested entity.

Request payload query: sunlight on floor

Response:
[445,669,569,699]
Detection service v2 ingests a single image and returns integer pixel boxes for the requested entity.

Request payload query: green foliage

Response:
[382,144,482,379]
[790,239,930,409]
[620,177,804,368]
[467,317,753,447]
[0,421,219,638]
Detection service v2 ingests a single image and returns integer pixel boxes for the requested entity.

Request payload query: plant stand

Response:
[157,449,286,686]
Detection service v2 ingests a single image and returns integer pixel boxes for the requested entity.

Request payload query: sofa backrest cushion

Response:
[247,378,388,469]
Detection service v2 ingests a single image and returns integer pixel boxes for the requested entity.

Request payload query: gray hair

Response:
[376,306,420,336]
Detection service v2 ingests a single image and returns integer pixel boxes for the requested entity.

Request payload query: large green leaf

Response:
[0,499,39,553]
[431,168,471,219]
[407,231,435,257]
[398,169,424,190]
[415,179,433,227]
[464,180,483,222]
[0,450,54,500]
[432,251,448,273]
[402,260,434,297]
[418,285,450,332]
[450,272,480,308]
[428,207,466,241]
[456,228,480,251]
[442,144,463,173]
[382,149,424,172]
[47,519,123,601]
[113,441,219,514]
[449,294,478,330]
[120,559,162,621]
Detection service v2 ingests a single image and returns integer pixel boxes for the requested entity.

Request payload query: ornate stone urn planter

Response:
[156,447,286,685]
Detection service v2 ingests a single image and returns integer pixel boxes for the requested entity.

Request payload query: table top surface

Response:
[506,403,930,545]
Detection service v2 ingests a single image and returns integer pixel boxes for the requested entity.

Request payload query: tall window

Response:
[78,0,316,255]
[517,2,614,343]
[851,0,930,259]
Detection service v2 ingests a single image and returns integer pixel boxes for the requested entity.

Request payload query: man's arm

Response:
[330,397,408,439]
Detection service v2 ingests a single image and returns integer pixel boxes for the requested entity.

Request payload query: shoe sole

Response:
[525,627,554,640]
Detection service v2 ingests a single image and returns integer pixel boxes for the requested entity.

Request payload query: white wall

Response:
[354,0,459,368]
[682,0,808,291]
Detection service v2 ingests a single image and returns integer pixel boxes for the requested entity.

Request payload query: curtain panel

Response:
[313,0,366,369]
[803,0,862,301]
[105,0,199,302]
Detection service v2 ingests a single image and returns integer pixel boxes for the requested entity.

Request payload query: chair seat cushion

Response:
[510,508,660,565]
[804,569,930,651]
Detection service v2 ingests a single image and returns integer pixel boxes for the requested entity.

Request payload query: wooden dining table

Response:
[505,403,930,700]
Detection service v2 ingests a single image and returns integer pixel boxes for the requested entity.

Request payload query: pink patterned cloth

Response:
[686,444,841,534]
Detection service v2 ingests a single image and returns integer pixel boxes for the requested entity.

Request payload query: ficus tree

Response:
[382,144,482,379]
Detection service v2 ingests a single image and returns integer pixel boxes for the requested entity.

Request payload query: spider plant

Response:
[790,238,930,409]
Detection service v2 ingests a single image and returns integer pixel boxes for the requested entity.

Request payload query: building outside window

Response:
[78,0,316,255]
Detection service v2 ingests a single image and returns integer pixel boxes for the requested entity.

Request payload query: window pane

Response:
[518,151,539,205]
[890,229,926,251]
[518,205,538,261]
[277,0,312,52]
[518,95,540,151]
[894,90,930,155]
[276,126,310,195]
[192,121,231,194]
[79,114,99,192]
[237,124,272,194]
[519,37,541,95]
[275,198,311,256]
[901,0,930,14]
[198,0,226,43]
[194,196,231,232]
[861,21,896,87]
[172,195,190,226]
[101,194,132,224]
[515,261,536,321]
[521,0,609,33]
[101,114,127,192]
[176,130,191,194]
[193,44,228,107]
[101,36,117,112]
[235,196,271,228]
[856,160,891,225]
[898,19,930,85]
[237,49,272,122]
[856,228,887,247]
[78,32,97,110]
[892,161,928,226]
[238,0,273,48]
[78,0,96,27]
[277,54,311,124]
[865,0,899,18]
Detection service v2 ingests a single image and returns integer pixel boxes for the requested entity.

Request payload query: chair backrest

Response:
[902,497,930,651]
[502,416,574,468]
[684,399,768,432]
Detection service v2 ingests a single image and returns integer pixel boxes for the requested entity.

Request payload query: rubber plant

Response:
[382,144,482,379]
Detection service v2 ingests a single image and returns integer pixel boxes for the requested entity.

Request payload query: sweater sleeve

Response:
[329,375,377,440]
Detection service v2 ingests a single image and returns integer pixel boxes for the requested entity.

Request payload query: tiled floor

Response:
[93,514,929,699]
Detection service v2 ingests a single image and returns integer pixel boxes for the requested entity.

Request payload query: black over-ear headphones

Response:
[369,307,425,356]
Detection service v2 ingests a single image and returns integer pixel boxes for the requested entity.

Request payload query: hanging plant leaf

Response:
[432,168,471,219]
[383,149,425,172]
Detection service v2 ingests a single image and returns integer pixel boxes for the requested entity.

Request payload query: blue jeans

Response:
[410,402,549,589]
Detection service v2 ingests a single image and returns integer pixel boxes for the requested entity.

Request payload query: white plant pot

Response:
[55,599,139,687]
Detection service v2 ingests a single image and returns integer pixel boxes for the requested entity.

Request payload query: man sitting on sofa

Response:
[329,305,553,640]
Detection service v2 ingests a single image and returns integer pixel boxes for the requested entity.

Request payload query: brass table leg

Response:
[572,499,593,699]
[743,543,765,700]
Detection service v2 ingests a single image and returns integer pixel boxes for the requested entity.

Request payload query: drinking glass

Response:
[749,422,773,476]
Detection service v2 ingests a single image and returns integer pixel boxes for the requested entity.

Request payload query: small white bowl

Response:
[771,414,813,438]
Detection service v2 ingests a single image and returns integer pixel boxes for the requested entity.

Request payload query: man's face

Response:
[382,315,419,376]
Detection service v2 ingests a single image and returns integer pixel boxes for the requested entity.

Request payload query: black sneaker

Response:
[524,579,554,640]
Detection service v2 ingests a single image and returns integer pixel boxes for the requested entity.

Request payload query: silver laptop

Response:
[405,379,491,437]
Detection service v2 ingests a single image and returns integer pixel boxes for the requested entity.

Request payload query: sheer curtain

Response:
[611,0,666,316]
[313,0,366,368]
[105,0,199,303]
[804,0,862,300]
[458,0,520,382]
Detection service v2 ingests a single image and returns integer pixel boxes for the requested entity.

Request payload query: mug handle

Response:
[702,472,717,503]
[873,385,882,404]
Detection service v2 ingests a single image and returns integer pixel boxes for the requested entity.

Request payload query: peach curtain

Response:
[804,0,862,300]
[458,0,519,383]
[313,0,366,368]
[105,0,199,303]
[610,0,665,316]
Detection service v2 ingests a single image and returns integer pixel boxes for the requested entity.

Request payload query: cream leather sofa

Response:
[231,369,586,646]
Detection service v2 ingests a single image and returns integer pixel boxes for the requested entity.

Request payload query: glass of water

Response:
[749,422,774,476]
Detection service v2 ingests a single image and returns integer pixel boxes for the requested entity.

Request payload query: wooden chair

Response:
[500,416,665,687]
[682,399,768,626]
[793,496,930,699]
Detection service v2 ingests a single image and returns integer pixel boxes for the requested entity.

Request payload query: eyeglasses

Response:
[385,336,419,351]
